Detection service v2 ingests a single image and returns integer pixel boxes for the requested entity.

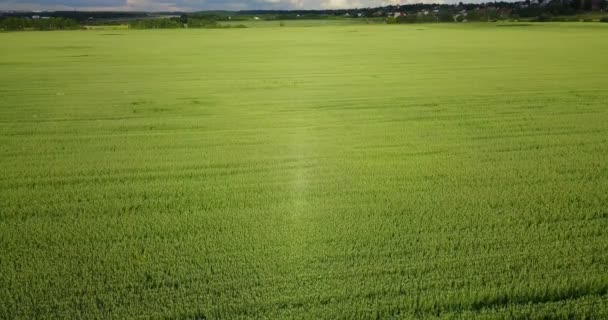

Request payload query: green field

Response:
[1,23,608,318]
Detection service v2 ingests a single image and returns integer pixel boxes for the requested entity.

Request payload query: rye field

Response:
[1,23,608,319]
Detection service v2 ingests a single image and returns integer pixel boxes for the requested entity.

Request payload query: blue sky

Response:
[0,0,456,11]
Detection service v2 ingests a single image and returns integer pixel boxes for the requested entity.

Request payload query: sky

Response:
[0,0,456,11]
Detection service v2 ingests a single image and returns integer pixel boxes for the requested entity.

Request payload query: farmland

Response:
[1,23,608,318]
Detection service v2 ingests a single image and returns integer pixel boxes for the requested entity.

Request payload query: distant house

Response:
[32,15,40,19]
[253,16,260,20]
[344,13,350,17]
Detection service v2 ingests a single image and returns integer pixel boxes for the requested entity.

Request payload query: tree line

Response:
[0,16,247,31]
[0,17,80,31]
[128,16,247,29]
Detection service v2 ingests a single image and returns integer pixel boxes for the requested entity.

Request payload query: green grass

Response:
[84,24,130,30]
[1,23,608,319]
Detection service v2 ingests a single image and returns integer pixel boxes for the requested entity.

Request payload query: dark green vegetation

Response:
[0,17,79,31]
[128,16,248,29]
[1,23,608,318]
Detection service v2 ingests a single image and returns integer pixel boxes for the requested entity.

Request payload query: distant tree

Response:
[466,10,481,21]
[397,14,418,23]
[485,9,501,21]
[129,18,182,29]
[418,13,438,23]
[534,13,554,21]
[1,17,21,30]
[186,17,218,28]
[0,17,80,31]
[438,10,455,22]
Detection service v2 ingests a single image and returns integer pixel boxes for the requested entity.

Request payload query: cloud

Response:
[0,0,455,11]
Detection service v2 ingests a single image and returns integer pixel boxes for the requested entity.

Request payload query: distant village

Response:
[241,0,606,22]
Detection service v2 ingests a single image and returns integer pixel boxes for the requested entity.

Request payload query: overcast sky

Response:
[0,0,466,11]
